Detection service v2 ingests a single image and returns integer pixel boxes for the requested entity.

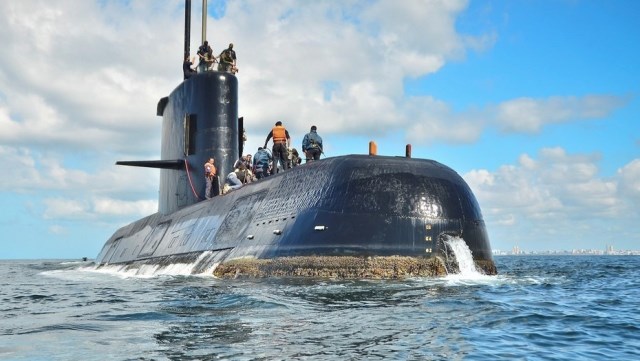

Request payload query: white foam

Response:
[440,235,496,284]
[40,267,124,282]
[74,251,220,279]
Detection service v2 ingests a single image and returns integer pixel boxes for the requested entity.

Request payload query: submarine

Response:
[94,0,496,278]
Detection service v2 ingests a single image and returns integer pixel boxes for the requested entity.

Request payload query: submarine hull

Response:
[95,154,496,277]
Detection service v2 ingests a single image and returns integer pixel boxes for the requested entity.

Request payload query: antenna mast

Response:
[201,0,207,45]
[184,0,191,59]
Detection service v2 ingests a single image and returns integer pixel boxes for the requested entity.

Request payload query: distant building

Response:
[511,245,521,255]
[606,244,614,255]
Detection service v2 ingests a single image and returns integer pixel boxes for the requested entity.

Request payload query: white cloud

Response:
[0,146,157,195]
[362,0,469,61]
[403,96,484,144]
[618,159,640,200]
[93,198,158,217]
[0,1,178,153]
[42,198,88,220]
[494,95,627,134]
[465,149,639,249]
[49,224,68,235]
[0,146,39,190]
[1,1,628,155]
[222,0,491,139]
[1,0,502,215]
[396,94,626,146]
[43,197,157,220]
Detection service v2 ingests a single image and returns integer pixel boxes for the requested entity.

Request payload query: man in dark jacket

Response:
[183,54,196,80]
[302,125,323,162]
[218,43,237,73]
[253,147,272,179]
[197,40,214,73]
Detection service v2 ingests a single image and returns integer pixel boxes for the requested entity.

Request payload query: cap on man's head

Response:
[204,40,208,45]
[258,147,263,150]
[311,125,317,131]
[275,121,282,126]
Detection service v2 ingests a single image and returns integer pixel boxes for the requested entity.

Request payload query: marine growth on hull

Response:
[213,255,497,279]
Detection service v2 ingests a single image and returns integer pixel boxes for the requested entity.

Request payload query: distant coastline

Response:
[493,249,640,256]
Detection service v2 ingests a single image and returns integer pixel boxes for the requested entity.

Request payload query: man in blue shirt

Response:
[253,147,272,179]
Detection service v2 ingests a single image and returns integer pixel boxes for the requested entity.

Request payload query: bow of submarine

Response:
[230,155,493,264]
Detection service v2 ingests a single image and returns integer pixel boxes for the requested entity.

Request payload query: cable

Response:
[184,158,204,200]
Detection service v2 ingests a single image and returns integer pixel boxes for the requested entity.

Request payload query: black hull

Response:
[96,155,496,277]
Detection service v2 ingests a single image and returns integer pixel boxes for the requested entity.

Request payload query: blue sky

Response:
[1,0,638,259]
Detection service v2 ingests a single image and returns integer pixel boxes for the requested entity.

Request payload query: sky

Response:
[1,0,638,259]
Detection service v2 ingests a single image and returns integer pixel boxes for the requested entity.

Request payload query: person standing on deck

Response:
[218,43,237,73]
[302,125,323,162]
[203,157,217,199]
[264,121,291,173]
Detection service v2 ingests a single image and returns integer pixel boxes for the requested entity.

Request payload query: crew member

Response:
[241,162,256,184]
[225,164,245,193]
[264,121,291,173]
[218,43,237,73]
[253,147,272,179]
[197,40,214,73]
[232,154,251,174]
[203,157,217,199]
[302,125,323,162]
[183,54,197,80]
[288,148,302,168]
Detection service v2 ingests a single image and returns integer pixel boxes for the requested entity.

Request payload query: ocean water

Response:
[1,255,639,360]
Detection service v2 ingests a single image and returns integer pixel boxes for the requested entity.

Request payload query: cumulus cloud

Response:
[618,159,640,200]
[42,198,88,220]
[1,0,496,220]
[0,0,506,163]
[1,1,627,155]
[93,198,158,217]
[493,95,627,134]
[0,145,156,194]
[43,197,157,220]
[393,94,626,146]
[465,148,639,250]
[219,0,492,141]
[403,96,485,144]
[0,1,179,154]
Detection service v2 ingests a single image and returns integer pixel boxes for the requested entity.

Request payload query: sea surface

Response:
[1,255,639,360]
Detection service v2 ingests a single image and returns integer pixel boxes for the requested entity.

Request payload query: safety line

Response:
[184,158,203,200]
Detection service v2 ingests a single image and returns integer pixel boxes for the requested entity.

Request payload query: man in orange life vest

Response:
[264,121,291,173]
[203,157,217,199]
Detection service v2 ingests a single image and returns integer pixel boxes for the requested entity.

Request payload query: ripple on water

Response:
[2,257,640,360]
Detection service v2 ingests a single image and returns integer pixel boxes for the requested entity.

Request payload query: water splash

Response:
[77,251,220,279]
[440,235,483,277]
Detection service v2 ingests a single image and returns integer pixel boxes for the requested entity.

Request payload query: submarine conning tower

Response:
[156,72,239,214]
[114,0,241,215]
